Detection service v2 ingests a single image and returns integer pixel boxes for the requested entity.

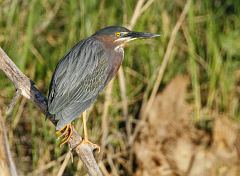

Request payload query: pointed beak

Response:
[114,31,160,44]
[125,31,160,39]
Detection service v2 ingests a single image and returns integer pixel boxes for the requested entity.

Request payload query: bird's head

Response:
[94,26,160,47]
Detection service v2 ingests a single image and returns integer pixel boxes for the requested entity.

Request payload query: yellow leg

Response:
[56,124,73,147]
[83,111,88,141]
[81,111,100,153]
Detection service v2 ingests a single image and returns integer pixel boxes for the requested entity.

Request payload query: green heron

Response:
[47,26,159,148]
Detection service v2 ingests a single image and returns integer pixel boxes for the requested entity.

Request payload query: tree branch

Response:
[0,47,102,176]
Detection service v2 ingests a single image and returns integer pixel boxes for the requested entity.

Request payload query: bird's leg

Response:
[82,111,100,153]
[56,124,73,147]
[83,111,88,141]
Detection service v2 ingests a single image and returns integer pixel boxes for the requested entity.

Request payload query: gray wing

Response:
[48,38,109,129]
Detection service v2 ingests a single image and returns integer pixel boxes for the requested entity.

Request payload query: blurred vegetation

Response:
[0,0,240,175]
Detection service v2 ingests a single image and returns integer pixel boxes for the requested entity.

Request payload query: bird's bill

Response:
[114,31,160,43]
[125,31,160,39]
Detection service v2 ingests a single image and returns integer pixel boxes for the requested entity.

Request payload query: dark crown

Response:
[94,26,130,36]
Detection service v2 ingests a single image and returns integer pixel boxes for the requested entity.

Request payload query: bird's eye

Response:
[115,32,121,37]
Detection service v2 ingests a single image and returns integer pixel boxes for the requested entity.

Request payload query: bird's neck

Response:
[95,35,121,48]
[95,35,124,55]
[114,45,124,55]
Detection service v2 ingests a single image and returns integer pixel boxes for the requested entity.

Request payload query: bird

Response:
[47,26,159,148]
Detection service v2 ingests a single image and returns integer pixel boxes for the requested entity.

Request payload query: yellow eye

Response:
[115,32,121,37]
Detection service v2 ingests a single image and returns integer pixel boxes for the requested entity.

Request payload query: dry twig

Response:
[100,80,113,159]
[0,110,18,176]
[57,151,72,176]
[28,154,67,176]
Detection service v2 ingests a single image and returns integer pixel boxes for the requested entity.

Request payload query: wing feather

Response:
[48,37,109,128]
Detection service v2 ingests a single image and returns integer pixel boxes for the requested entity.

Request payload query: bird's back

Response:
[47,37,119,130]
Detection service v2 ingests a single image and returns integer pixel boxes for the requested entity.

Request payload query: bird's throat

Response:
[114,45,124,55]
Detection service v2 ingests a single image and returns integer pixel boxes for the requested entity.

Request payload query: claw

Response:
[56,124,73,147]
[56,125,68,135]
[82,139,101,153]
[60,126,73,147]
[56,125,70,139]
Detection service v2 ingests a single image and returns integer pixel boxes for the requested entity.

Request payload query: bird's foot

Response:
[81,138,100,153]
[56,124,73,147]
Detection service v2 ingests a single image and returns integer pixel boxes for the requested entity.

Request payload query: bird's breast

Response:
[106,47,124,82]
[95,35,124,83]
